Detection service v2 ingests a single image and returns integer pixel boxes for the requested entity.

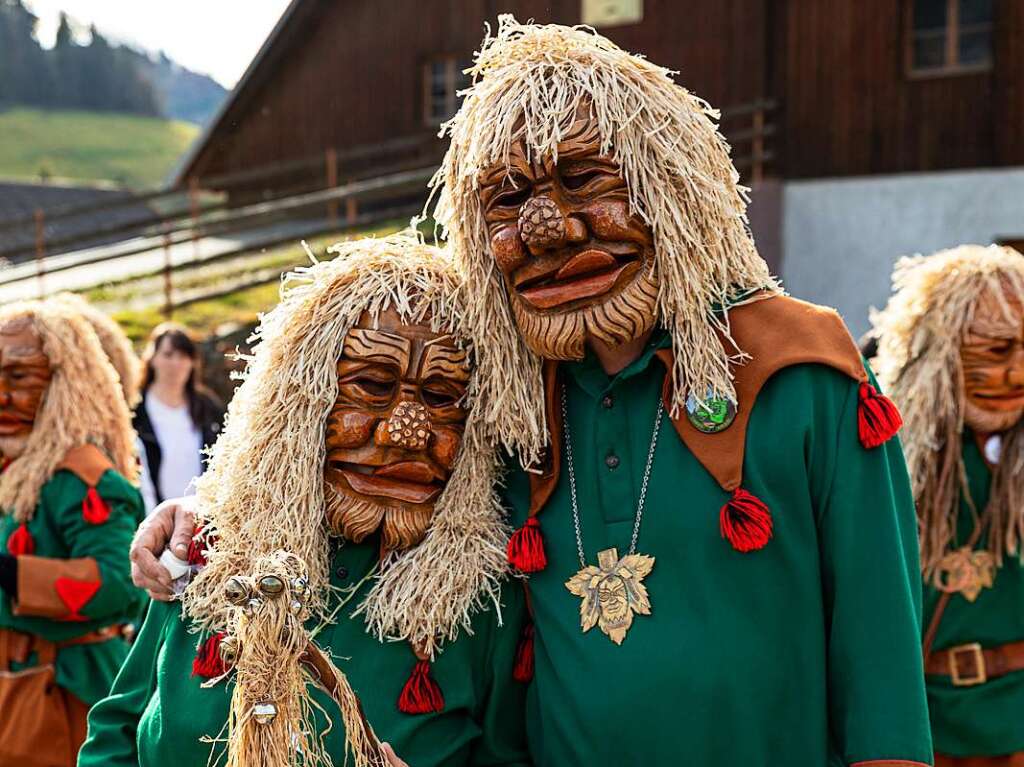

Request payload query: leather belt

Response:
[925,639,1024,686]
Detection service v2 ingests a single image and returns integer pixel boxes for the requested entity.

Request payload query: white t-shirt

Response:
[139,395,203,515]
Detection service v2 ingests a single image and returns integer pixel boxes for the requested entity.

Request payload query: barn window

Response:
[907,0,993,75]
[423,57,470,127]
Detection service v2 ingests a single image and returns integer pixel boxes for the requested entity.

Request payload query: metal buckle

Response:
[949,642,987,686]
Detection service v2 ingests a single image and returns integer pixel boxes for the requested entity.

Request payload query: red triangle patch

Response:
[7,523,35,556]
[82,487,111,525]
[55,577,101,621]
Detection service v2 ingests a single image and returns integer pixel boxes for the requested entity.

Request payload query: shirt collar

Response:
[563,327,671,399]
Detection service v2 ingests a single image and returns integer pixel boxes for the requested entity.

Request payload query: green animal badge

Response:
[685,391,737,433]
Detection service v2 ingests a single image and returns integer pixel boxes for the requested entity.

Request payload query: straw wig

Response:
[0,300,137,521]
[183,232,509,657]
[872,244,1024,574]
[430,15,779,459]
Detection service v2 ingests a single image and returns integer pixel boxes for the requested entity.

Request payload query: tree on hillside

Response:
[0,0,54,107]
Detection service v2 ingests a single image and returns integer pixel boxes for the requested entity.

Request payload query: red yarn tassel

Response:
[192,633,227,678]
[187,524,212,567]
[7,523,35,556]
[720,488,773,553]
[0,457,11,474]
[857,382,903,449]
[507,517,547,573]
[398,660,444,714]
[82,487,111,525]
[513,623,535,683]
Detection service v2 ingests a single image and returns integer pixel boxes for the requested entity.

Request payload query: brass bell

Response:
[291,577,308,595]
[258,575,285,597]
[246,597,263,612]
[289,600,302,614]
[219,635,239,666]
[252,701,277,725]
[224,577,249,605]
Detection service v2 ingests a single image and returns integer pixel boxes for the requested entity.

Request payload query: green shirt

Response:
[0,467,145,705]
[924,433,1024,757]
[78,534,531,767]
[503,332,932,766]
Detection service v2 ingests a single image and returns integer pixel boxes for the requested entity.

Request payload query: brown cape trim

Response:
[527,294,867,514]
[56,444,113,488]
[12,556,101,620]
[851,761,932,767]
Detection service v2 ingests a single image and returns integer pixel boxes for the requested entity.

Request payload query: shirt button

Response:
[335,565,349,580]
[605,453,620,469]
[601,395,614,409]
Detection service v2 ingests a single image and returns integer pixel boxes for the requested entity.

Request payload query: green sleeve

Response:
[817,370,933,765]
[469,580,532,767]
[78,598,175,766]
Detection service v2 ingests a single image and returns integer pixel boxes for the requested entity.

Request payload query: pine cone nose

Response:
[386,400,431,450]
[517,195,566,251]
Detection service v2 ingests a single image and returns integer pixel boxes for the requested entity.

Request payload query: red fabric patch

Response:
[55,577,101,621]
[192,633,227,678]
[81,487,111,525]
[857,382,903,449]
[513,623,535,683]
[507,517,547,573]
[720,488,773,553]
[7,523,35,556]
[0,457,11,474]
[398,660,444,714]
[187,524,214,567]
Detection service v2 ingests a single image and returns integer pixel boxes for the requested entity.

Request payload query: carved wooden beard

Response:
[961,288,1024,435]
[479,115,659,360]
[0,318,52,460]
[323,308,469,552]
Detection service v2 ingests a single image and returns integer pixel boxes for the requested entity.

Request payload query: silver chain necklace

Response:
[562,386,664,569]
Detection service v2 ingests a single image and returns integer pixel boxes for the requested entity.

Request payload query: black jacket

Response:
[132,390,224,504]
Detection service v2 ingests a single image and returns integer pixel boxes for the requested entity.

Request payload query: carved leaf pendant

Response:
[934,547,996,602]
[565,547,655,645]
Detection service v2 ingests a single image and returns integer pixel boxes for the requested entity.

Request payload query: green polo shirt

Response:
[925,432,1024,757]
[78,533,530,767]
[504,331,932,766]
[1,467,145,705]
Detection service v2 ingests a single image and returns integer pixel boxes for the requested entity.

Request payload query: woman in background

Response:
[134,323,223,513]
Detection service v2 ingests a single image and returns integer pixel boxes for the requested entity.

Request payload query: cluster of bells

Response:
[220,571,311,726]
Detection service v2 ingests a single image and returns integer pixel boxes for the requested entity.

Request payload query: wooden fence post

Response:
[325,148,339,223]
[188,177,201,263]
[162,229,173,319]
[34,208,46,298]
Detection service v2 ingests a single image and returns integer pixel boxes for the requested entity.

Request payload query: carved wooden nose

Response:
[518,195,566,251]
[385,401,431,450]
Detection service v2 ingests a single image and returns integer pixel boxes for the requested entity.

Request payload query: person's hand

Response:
[130,497,197,601]
[381,743,410,767]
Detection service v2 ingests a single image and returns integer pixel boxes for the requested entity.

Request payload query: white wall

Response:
[782,167,1024,339]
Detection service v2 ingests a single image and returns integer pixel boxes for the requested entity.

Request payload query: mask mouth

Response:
[515,246,641,310]
[0,413,33,436]
[971,389,1024,407]
[328,458,445,505]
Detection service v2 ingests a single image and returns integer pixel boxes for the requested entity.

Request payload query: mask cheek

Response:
[430,426,463,472]
[491,225,528,276]
[325,409,378,448]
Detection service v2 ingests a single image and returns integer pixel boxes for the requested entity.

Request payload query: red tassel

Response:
[398,660,444,714]
[0,457,11,474]
[192,633,227,678]
[513,623,535,683]
[857,382,903,449]
[507,517,547,573]
[187,524,213,567]
[55,577,101,621]
[82,487,111,525]
[720,488,773,553]
[7,523,35,556]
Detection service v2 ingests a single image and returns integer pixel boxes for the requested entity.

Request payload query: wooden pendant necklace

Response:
[563,386,662,645]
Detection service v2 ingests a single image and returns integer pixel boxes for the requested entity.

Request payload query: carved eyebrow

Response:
[341,328,412,366]
[421,343,470,382]
[1,350,49,367]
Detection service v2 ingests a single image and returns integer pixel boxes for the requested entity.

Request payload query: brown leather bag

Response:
[0,628,78,767]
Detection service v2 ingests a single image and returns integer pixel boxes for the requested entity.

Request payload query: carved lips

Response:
[516,248,640,310]
[332,457,446,505]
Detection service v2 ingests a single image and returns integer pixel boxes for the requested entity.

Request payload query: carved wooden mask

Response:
[323,307,470,551]
[478,109,659,360]
[0,318,52,459]
[961,286,1024,434]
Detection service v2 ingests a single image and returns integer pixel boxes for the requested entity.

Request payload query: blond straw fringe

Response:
[50,293,141,407]
[0,300,137,521]
[871,244,1024,574]
[429,15,779,458]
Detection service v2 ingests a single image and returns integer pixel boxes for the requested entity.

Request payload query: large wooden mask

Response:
[961,286,1024,434]
[478,110,659,360]
[323,308,470,551]
[0,317,51,460]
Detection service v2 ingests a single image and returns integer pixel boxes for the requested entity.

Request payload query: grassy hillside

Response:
[0,108,199,187]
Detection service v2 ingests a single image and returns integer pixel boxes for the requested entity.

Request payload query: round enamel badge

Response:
[685,392,736,433]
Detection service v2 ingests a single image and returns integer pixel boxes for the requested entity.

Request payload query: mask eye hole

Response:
[562,169,604,191]
[421,381,462,409]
